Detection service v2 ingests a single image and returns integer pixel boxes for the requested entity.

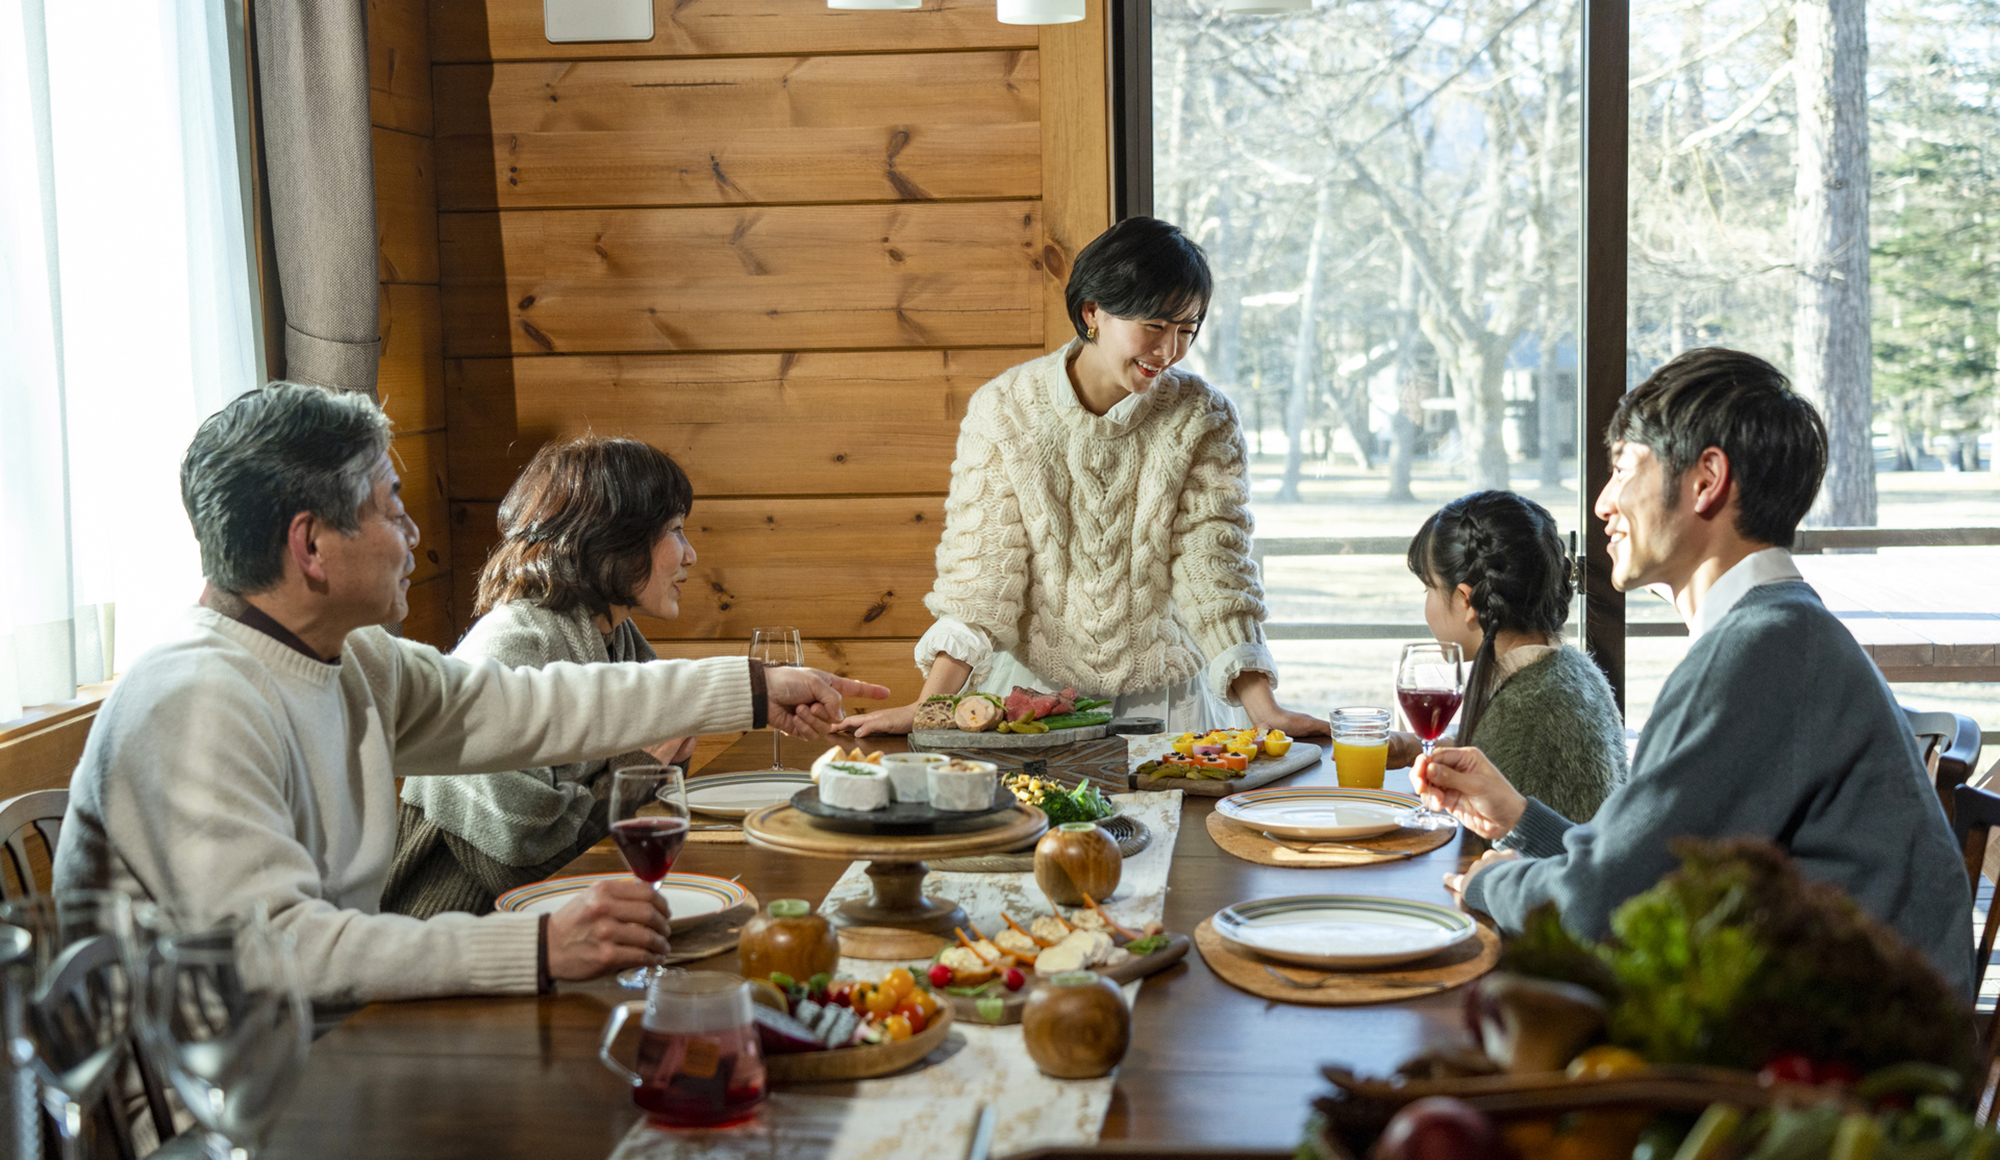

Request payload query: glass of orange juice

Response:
[1330,707,1392,789]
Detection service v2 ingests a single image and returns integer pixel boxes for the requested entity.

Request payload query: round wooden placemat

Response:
[928,812,1151,872]
[1194,914,1499,1006]
[1205,810,1455,867]
[742,801,1048,860]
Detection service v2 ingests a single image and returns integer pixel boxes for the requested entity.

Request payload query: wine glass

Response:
[1396,641,1465,831]
[0,890,135,1160]
[749,627,803,770]
[135,909,310,1160]
[611,765,691,991]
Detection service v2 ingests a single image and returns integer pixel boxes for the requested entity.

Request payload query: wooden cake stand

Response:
[742,802,1047,936]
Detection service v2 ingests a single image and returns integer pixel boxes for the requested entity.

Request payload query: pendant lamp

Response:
[828,0,922,8]
[1222,0,1310,11]
[998,0,1086,23]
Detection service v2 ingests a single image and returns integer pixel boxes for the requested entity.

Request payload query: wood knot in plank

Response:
[862,592,895,623]
[518,320,555,352]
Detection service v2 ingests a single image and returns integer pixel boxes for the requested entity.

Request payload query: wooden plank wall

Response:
[372,0,457,649]
[429,0,1112,735]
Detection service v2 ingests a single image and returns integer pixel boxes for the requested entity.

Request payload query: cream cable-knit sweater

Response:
[55,606,755,1009]
[922,342,1275,700]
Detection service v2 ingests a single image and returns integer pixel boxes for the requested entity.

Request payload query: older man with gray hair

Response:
[56,382,886,1010]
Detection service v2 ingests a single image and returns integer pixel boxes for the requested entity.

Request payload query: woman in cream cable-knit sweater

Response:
[841,218,1322,737]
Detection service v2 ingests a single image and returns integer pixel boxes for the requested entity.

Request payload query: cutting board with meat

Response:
[909,686,1115,750]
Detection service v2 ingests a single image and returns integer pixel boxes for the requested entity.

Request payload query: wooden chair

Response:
[0,789,66,899]
[1950,782,2000,1122]
[1908,709,1984,823]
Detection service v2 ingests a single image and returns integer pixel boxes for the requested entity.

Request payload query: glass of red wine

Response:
[611,764,691,990]
[1396,641,1465,831]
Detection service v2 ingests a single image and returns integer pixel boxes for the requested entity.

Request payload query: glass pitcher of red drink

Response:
[599,970,767,1128]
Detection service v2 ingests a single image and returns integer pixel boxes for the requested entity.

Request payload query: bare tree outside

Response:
[1155,0,2000,729]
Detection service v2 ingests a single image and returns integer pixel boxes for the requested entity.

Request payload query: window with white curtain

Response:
[0,0,261,720]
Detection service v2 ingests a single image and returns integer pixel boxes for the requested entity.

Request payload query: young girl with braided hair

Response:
[1405,491,1627,833]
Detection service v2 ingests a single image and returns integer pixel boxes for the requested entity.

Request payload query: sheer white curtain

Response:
[0,0,260,720]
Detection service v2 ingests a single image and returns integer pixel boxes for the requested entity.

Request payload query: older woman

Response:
[839,217,1321,738]
[385,437,700,918]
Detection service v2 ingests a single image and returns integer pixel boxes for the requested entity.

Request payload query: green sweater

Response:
[1464,646,1627,839]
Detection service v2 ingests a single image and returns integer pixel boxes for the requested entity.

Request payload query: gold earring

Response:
[1086,326,1098,340]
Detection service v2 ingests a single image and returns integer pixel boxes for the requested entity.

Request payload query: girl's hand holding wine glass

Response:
[1410,745,1528,840]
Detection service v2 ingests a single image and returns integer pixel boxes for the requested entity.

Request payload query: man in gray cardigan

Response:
[1418,349,1973,996]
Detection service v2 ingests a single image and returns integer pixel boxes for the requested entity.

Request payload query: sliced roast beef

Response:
[1027,693,1061,719]
[1004,687,1037,722]
[1052,687,1079,716]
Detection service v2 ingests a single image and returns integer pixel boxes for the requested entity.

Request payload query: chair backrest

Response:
[1907,708,1985,823]
[1950,782,2000,1123]
[0,789,67,900]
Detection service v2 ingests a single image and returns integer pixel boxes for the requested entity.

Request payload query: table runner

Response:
[609,790,1184,1160]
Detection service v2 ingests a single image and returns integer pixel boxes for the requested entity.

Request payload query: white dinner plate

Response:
[684,773,814,819]
[1214,894,1478,968]
[493,872,750,931]
[1213,787,1420,840]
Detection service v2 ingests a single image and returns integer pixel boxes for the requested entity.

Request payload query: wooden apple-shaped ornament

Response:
[738,899,839,983]
[1034,822,1121,906]
[1021,971,1130,1079]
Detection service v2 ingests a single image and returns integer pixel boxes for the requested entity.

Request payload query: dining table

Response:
[259,732,1476,1159]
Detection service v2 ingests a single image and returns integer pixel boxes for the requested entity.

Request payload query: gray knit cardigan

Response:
[382,601,655,918]
[1465,646,1628,841]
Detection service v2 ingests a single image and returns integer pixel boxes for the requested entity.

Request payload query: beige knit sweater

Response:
[923,342,1274,700]
[54,607,755,1010]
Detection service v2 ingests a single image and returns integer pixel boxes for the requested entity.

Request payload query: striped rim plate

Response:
[1215,786,1421,840]
[493,872,750,930]
[1215,894,1477,968]
[685,772,815,819]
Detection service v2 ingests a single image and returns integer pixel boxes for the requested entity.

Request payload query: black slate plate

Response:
[790,780,1019,835]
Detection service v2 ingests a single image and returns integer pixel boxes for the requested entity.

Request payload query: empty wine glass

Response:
[136,909,309,1160]
[1396,641,1465,831]
[0,890,135,1160]
[612,765,691,991]
[748,627,802,770]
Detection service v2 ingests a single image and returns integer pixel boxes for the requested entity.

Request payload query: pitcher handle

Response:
[598,1000,646,1088]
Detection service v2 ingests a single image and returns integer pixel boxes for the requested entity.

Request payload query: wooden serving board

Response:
[912,736,1131,796]
[763,1003,953,1083]
[1129,743,1322,795]
[940,932,1191,1027]
[910,722,1110,749]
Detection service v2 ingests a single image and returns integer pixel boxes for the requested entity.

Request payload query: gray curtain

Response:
[253,0,380,398]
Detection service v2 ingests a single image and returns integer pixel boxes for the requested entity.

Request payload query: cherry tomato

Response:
[884,1014,913,1042]
[884,968,916,1002]
[865,983,899,1017]
[927,962,954,989]
[849,982,876,1013]
[826,982,855,1009]
[893,1000,927,1034]
[1759,1053,1818,1086]
[912,989,942,1019]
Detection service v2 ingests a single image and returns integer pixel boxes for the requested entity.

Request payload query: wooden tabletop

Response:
[1798,554,2000,683]
[262,733,1473,1159]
